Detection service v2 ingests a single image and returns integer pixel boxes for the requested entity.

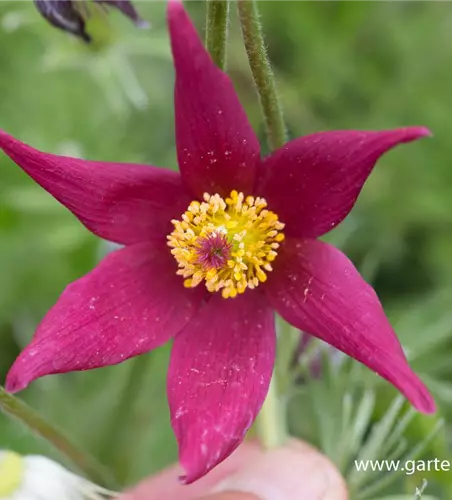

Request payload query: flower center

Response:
[168,190,285,298]
[0,451,24,497]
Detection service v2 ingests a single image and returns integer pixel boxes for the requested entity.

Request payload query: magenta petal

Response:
[0,130,191,245]
[258,127,431,238]
[6,243,203,392]
[168,292,275,483]
[168,1,260,197]
[266,239,435,414]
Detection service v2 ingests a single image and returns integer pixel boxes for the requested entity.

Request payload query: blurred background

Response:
[0,1,451,498]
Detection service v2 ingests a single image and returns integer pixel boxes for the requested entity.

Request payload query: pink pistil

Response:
[196,232,232,270]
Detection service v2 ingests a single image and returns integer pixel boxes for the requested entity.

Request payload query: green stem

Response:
[255,375,286,449]
[0,386,116,488]
[98,354,150,473]
[237,0,287,151]
[275,318,301,395]
[205,0,230,70]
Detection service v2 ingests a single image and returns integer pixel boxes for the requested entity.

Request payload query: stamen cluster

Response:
[168,191,285,298]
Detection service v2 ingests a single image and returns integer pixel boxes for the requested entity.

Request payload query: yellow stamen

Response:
[168,190,285,299]
[0,451,24,497]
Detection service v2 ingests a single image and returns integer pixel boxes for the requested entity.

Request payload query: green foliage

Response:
[0,1,451,498]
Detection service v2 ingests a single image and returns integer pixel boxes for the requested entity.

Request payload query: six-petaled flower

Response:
[0,0,435,484]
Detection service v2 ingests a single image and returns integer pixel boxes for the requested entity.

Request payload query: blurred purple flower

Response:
[1,0,435,484]
[295,333,345,381]
[34,0,148,42]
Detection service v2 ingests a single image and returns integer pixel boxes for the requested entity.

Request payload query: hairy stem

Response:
[237,0,286,151]
[98,354,150,481]
[205,0,230,70]
[255,375,286,449]
[0,386,116,488]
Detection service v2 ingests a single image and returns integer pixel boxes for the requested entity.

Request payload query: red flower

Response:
[0,0,435,483]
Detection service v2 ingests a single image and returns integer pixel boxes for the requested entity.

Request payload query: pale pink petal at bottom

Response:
[120,443,262,500]
[6,242,204,392]
[167,292,276,483]
[266,238,435,414]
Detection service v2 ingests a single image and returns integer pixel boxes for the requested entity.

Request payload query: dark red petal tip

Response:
[258,126,432,240]
[412,383,436,414]
[168,293,275,482]
[5,243,203,391]
[168,0,260,197]
[266,238,436,415]
[0,129,190,245]
[4,376,26,394]
[411,126,432,137]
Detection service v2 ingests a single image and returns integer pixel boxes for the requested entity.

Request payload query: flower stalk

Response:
[255,375,286,449]
[205,0,230,70]
[0,386,116,489]
[237,0,286,151]
[98,354,150,471]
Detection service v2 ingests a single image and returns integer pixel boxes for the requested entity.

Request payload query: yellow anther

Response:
[256,269,267,283]
[167,191,285,298]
